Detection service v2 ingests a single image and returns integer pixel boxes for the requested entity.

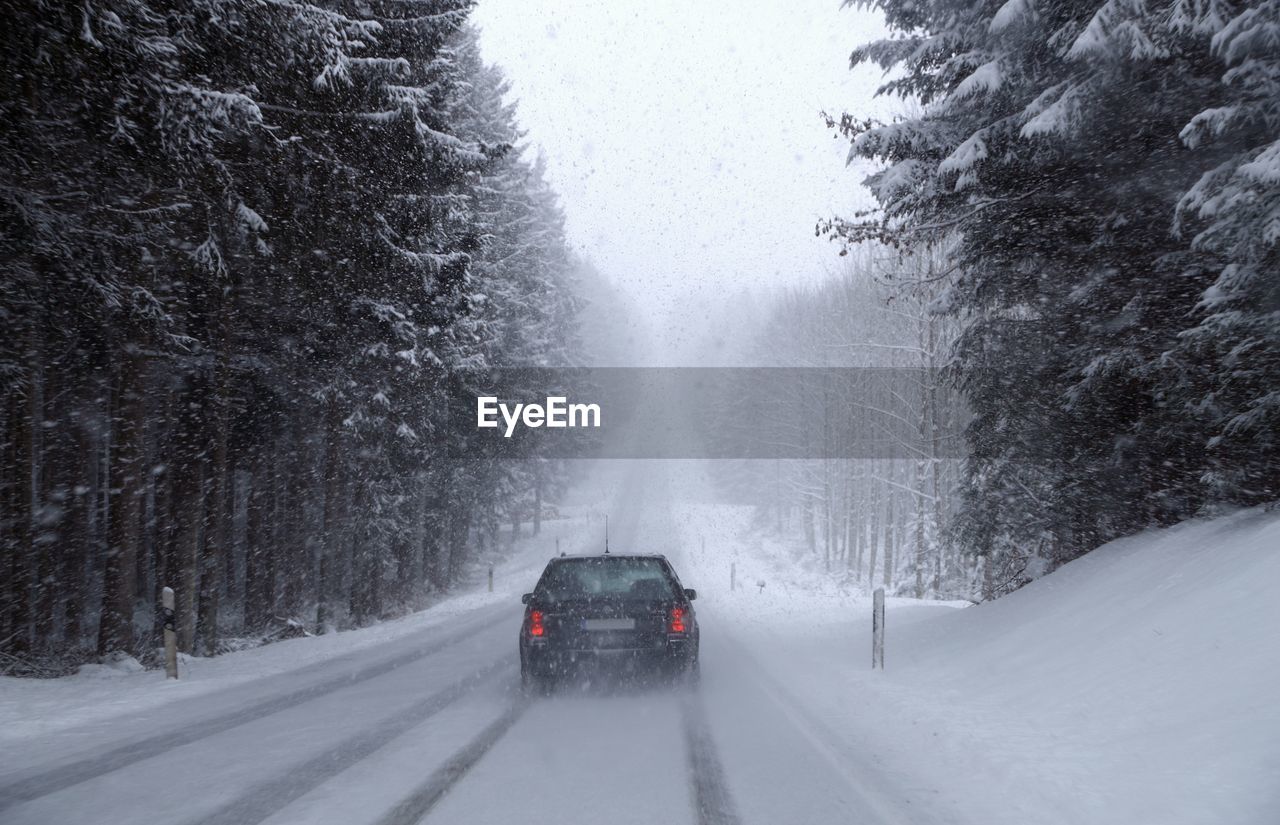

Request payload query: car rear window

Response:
[536,557,677,601]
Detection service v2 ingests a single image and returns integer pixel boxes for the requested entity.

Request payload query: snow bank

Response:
[882,506,1280,825]
[671,461,1280,825]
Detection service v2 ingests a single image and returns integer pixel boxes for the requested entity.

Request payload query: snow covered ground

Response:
[671,463,1280,825]
[1,460,1275,825]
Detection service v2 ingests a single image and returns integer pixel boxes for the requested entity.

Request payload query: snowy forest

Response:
[706,247,970,598]
[0,1,584,666]
[2,0,1278,670]
[729,0,1277,599]
[1,3,1275,823]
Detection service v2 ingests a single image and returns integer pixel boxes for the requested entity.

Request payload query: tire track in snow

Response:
[682,691,742,825]
[371,697,530,825]
[719,634,912,825]
[192,658,511,825]
[0,608,511,811]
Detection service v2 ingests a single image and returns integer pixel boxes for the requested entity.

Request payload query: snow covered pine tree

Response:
[0,0,581,666]
[826,0,1280,595]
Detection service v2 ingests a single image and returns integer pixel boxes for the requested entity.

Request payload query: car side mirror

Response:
[521,593,533,605]
[684,588,697,601]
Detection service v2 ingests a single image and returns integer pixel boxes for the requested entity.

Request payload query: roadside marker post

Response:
[730,562,736,592]
[488,566,494,593]
[872,587,885,670]
[162,586,178,679]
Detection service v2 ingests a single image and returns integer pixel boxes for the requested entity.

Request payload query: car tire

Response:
[666,651,698,689]
[682,649,700,688]
[522,661,554,696]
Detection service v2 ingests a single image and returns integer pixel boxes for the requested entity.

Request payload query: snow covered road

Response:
[0,463,927,825]
[6,460,1273,825]
[0,619,932,825]
[0,609,517,824]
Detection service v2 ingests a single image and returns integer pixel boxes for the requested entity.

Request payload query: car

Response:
[518,552,699,691]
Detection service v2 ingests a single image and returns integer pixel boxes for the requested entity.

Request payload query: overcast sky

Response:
[470,0,894,354]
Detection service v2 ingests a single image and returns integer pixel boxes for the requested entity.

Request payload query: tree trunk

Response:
[368,547,381,621]
[32,342,58,649]
[447,509,470,586]
[914,459,928,600]
[98,346,145,656]
[854,517,866,580]
[170,389,205,654]
[61,410,92,649]
[866,488,880,588]
[168,370,208,652]
[275,431,296,617]
[801,495,815,552]
[151,409,175,644]
[929,320,945,598]
[196,302,233,654]
[136,416,157,643]
[348,483,370,626]
[221,461,239,626]
[532,469,542,538]
[822,466,832,572]
[3,389,32,655]
[316,398,344,633]
[244,452,270,631]
[931,458,944,598]
[847,478,860,574]
[284,439,309,619]
[392,534,413,608]
[882,485,895,590]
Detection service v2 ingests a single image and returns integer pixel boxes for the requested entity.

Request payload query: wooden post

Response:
[488,566,494,593]
[162,586,178,679]
[872,587,885,670]
[730,562,736,592]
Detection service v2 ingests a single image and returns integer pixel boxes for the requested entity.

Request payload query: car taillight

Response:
[669,607,686,634]
[529,611,545,637]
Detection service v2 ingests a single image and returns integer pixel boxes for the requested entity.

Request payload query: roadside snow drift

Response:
[677,486,1280,825]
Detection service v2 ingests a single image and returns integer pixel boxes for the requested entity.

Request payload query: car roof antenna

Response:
[604,515,609,554]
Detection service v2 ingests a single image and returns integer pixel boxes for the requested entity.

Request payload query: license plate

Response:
[582,618,635,631]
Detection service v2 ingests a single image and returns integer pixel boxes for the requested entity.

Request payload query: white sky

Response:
[470,0,894,353]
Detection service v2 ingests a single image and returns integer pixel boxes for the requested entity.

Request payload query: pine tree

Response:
[827,0,1279,592]
[0,0,584,664]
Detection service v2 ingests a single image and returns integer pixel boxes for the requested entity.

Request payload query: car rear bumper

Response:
[523,637,694,677]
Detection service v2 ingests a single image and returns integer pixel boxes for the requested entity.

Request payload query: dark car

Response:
[518,553,699,690]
